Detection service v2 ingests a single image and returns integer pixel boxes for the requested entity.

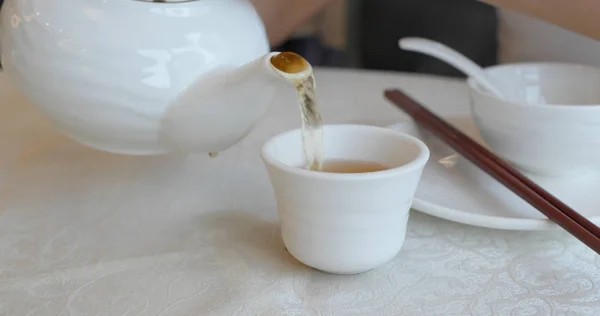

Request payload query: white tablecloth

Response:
[1,69,599,315]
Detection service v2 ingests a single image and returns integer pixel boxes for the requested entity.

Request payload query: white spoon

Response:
[399,37,506,98]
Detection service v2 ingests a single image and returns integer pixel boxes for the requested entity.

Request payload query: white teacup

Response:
[261,124,430,274]
[468,62,600,176]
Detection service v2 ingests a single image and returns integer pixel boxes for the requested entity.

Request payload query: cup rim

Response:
[467,61,600,109]
[261,124,430,180]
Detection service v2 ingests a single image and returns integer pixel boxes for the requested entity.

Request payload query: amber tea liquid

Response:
[319,159,390,173]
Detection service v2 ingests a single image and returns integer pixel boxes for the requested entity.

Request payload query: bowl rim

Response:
[261,124,431,181]
[467,61,600,109]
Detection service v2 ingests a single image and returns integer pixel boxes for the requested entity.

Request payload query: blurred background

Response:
[273,0,600,77]
[275,0,497,77]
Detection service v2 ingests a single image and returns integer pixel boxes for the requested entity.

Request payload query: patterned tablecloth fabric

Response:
[1,69,599,315]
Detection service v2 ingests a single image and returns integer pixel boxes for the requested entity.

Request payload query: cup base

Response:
[288,250,395,275]
[282,227,405,275]
[284,246,380,274]
[313,267,377,275]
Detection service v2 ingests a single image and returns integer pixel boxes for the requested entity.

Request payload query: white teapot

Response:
[0,0,293,155]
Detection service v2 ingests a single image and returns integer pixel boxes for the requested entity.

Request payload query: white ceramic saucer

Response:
[387,117,600,231]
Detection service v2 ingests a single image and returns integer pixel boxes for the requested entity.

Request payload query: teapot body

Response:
[1,0,274,154]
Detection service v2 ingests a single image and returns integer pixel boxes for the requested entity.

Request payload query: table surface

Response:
[1,68,599,316]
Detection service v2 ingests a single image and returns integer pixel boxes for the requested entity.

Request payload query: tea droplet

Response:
[270,52,309,74]
[208,152,219,158]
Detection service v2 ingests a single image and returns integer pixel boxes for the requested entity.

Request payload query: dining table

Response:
[1,68,599,316]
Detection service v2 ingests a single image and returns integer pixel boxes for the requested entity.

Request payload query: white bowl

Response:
[467,62,600,176]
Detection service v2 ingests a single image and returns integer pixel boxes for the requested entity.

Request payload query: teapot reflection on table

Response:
[0,0,303,155]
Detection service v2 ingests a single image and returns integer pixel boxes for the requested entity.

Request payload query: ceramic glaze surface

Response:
[262,125,429,274]
[388,120,600,230]
[0,0,276,154]
[468,63,600,176]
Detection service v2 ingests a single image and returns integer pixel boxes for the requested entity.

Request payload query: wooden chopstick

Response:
[384,89,600,255]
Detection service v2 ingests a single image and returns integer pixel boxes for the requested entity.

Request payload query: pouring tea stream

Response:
[270,52,324,171]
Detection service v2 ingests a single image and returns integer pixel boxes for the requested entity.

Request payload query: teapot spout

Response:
[162,52,286,154]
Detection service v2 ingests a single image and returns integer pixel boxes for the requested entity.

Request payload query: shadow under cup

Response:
[261,124,430,274]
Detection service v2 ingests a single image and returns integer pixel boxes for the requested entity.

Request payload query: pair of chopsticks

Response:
[384,89,600,255]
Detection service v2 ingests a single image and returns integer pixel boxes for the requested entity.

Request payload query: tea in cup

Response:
[261,124,430,274]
